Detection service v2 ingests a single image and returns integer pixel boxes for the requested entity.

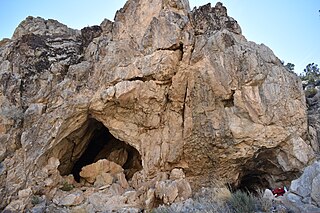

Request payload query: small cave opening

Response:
[222,90,235,108]
[235,172,271,194]
[230,148,293,194]
[56,118,142,182]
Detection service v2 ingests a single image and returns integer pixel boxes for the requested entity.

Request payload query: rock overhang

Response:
[0,0,316,211]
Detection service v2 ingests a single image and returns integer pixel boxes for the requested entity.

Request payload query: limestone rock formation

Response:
[305,81,320,154]
[280,161,320,212]
[0,0,316,211]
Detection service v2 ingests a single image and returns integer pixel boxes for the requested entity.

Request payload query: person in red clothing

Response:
[272,186,287,197]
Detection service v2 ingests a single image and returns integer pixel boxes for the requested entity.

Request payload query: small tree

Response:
[302,63,320,83]
[284,63,295,72]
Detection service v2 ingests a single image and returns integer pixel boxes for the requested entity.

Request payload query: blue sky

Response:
[0,0,319,74]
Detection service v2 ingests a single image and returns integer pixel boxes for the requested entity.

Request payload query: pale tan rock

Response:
[94,172,114,188]
[109,161,125,175]
[116,172,129,189]
[123,190,141,207]
[71,205,88,213]
[12,16,79,39]
[0,0,316,210]
[83,187,97,198]
[3,200,25,212]
[80,159,123,183]
[154,178,192,204]
[87,192,127,212]
[155,180,179,204]
[44,178,54,187]
[291,136,315,165]
[0,141,7,161]
[98,185,109,190]
[53,190,84,206]
[18,187,32,199]
[175,179,192,201]
[145,188,156,209]
[58,192,84,206]
[170,168,185,180]
[46,157,60,172]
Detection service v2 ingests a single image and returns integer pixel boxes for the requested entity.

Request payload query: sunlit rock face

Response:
[0,0,315,211]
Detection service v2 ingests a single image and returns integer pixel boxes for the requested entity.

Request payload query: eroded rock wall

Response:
[0,0,316,210]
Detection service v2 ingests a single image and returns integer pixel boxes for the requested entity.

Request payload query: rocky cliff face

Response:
[0,0,316,211]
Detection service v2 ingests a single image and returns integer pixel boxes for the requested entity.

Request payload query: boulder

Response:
[262,189,274,200]
[145,188,156,209]
[282,161,320,212]
[175,179,192,201]
[58,193,84,206]
[300,204,320,213]
[94,172,114,187]
[116,172,129,189]
[170,168,186,180]
[155,179,192,204]
[18,187,32,200]
[53,190,84,207]
[311,173,320,206]
[79,159,123,183]
[155,180,179,204]
[290,161,320,197]
[30,202,46,213]
[87,192,129,212]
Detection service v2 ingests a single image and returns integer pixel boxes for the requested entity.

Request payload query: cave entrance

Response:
[236,172,270,194]
[231,148,291,194]
[57,118,142,182]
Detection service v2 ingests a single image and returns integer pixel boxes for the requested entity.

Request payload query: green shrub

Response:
[31,195,41,205]
[305,88,318,98]
[227,190,257,213]
[60,182,74,191]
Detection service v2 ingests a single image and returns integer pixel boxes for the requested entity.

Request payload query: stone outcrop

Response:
[79,159,124,185]
[280,160,320,212]
[0,0,316,211]
[304,80,320,154]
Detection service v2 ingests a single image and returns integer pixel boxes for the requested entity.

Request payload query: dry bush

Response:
[256,189,273,212]
[227,190,257,213]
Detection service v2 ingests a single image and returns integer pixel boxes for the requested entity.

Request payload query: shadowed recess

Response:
[56,118,142,182]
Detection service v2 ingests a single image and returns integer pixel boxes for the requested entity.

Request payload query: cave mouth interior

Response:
[57,118,142,182]
[235,172,270,194]
[231,148,291,194]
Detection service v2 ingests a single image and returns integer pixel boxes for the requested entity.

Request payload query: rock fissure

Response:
[182,81,188,130]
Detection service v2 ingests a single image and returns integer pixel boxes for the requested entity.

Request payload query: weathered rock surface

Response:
[280,161,320,212]
[0,0,316,211]
[79,159,123,184]
[305,83,320,154]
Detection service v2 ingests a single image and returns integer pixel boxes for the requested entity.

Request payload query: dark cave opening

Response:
[64,119,142,182]
[232,149,288,194]
[236,172,270,194]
